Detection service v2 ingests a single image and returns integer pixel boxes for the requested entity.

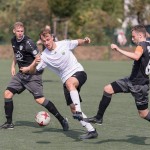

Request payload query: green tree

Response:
[130,0,150,24]
[68,0,123,45]
[48,0,78,18]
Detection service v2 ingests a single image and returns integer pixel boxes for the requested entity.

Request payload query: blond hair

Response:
[13,22,24,29]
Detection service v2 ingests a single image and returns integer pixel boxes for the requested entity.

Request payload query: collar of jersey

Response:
[16,35,25,42]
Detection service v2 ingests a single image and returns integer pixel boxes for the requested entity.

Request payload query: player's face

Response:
[13,26,24,40]
[41,34,54,50]
[131,30,141,44]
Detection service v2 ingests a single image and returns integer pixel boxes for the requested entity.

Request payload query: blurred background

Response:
[0,0,150,59]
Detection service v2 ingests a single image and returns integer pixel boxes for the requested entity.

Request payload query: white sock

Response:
[80,112,95,132]
[70,90,81,112]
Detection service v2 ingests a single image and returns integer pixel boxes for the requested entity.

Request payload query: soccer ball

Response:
[35,111,50,126]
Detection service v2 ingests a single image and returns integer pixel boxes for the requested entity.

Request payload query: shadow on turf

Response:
[95,135,150,145]
[15,120,85,141]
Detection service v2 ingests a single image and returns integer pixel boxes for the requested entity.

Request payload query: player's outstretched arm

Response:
[77,37,91,46]
[111,43,143,61]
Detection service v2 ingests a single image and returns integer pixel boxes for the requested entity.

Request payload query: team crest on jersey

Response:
[33,50,38,55]
[19,45,23,51]
[147,46,150,53]
[61,51,65,55]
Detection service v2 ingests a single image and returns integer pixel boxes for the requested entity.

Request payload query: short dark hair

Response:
[131,25,147,37]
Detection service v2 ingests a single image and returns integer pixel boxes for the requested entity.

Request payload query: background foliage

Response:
[0,0,150,44]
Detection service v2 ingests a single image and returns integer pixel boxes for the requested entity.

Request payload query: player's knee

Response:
[138,110,149,119]
[4,90,13,99]
[104,84,113,94]
[65,79,78,91]
[35,97,45,105]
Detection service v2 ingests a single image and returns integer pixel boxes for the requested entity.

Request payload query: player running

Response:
[20,29,98,139]
[0,22,69,131]
[84,25,150,128]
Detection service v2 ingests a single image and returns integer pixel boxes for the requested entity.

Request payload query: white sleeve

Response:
[66,40,78,50]
[36,59,47,71]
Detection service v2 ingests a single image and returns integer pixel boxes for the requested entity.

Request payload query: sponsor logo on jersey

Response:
[16,51,23,61]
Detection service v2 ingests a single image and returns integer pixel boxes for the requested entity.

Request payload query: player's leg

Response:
[65,71,87,118]
[136,101,150,122]
[26,74,69,131]
[35,97,69,131]
[64,72,98,139]
[68,99,98,139]
[0,73,25,129]
[133,84,150,121]
[84,79,126,125]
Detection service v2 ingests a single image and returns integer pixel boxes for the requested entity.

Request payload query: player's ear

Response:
[13,29,16,34]
[52,34,55,41]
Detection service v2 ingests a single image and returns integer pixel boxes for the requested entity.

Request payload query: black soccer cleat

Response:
[60,118,69,131]
[79,129,98,140]
[0,122,14,129]
[73,111,83,121]
[83,116,103,125]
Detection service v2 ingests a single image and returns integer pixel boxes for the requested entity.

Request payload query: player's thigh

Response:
[131,84,149,110]
[6,74,25,96]
[66,71,87,89]
[25,79,44,99]
[111,77,129,94]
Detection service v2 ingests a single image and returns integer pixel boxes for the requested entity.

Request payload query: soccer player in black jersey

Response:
[0,22,69,131]
[84,25,150,127]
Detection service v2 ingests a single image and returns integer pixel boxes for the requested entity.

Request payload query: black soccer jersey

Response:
[129,41,150,85]
[11,35,39,69]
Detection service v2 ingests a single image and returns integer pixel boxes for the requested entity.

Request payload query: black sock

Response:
[4,98,13,124]
[96,91,112,119]
[144,111,150,122]
[42,99,64,122]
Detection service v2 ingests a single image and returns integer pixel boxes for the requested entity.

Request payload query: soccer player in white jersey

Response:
[20,29,98,139]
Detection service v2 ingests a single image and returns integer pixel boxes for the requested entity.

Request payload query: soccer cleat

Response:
[0,122,14,129]
[60,118,69,131]
[73,111,83,121]
[79,129,98,139]
[83,116,103,125]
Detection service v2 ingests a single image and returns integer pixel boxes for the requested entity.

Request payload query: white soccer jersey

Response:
[36,40,84,83]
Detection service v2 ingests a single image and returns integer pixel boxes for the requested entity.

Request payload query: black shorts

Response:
[6,72,44,99]
[111,77,149,110]
[63,71,87,105]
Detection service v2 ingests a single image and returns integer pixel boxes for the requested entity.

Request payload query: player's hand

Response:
[20,66,30,73]
[111,44,118,51]
[84,37,91,44]
[35,56,41,65]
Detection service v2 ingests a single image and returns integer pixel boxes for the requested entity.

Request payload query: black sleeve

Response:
[26,39,40,57]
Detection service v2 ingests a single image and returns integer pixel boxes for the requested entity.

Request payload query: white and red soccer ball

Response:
[35,111,50,126]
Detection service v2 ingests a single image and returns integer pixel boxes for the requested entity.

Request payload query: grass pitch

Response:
[0,60,150,150]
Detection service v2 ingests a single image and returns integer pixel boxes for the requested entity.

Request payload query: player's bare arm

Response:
[11,56,17,76]
[111,43,143,61]
[20,55,41,74]
[78,37,91,46]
